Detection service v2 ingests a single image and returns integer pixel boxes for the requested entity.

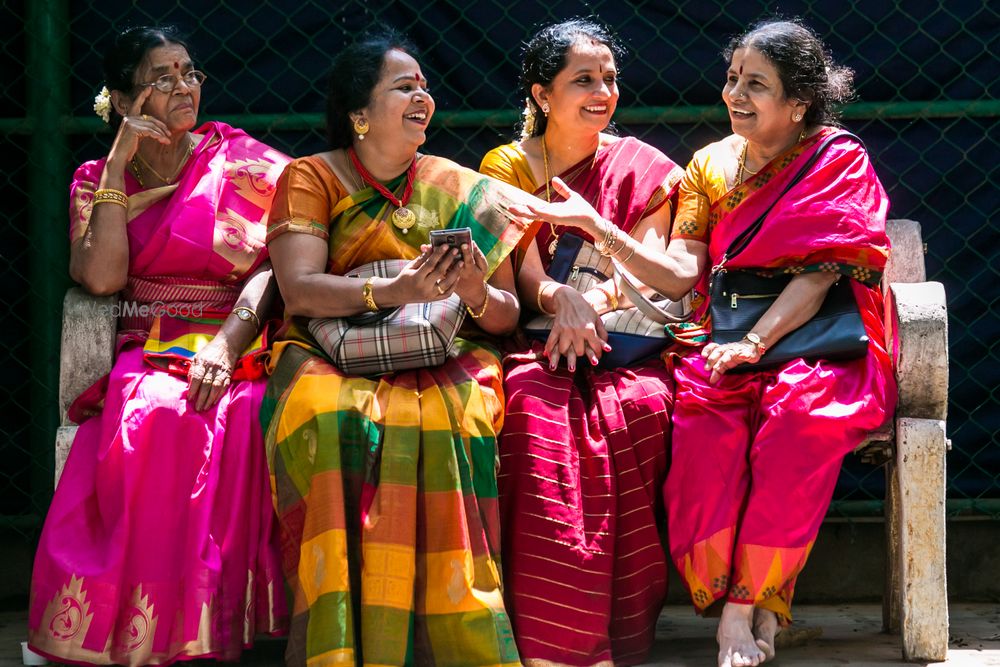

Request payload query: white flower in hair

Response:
[93,86,111,124]
[520,98,537,141]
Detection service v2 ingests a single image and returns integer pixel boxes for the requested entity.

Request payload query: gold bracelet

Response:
[231,306,260,329]
[536,282,554,316]
[598,222,621,257]
[616,239,637,263]
[594,285,618,311]
[362,276,379,312]
[465,283,490,319]
[93,188,128,209]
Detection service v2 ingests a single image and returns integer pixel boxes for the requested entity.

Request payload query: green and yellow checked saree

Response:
[263,154,530,666]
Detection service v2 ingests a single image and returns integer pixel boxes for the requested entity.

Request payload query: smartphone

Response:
[429,227,472,250]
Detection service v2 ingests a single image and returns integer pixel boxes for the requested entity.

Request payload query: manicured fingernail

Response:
[603,343,612,352]
[568,364,575,372]
[549,363,557,371]
[590,357,598,366]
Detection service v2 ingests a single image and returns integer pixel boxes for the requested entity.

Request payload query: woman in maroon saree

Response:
[480,20,683,667]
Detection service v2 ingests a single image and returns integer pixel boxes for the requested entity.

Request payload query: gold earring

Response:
[793,112,803,122]
[353,117,370,140]
[541,103,550,116]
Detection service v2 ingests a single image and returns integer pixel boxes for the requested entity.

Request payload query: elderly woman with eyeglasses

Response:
[27,25,290,666]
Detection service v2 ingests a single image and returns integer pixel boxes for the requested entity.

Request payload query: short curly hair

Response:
[325,28,418,149]
[519,18,625,138]
[725,19,854,127]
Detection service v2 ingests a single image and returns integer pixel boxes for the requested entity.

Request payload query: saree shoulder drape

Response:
[28,122,290,666]
[263,154,531,666]
[479,137,683,667]
[663,128,897,622]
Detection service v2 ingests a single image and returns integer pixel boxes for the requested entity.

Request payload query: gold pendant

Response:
[391,206,416,233]
[548,237,559,257]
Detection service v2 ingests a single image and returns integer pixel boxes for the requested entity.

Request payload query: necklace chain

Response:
[737,130,809,186]
[541,136,561,256]
[736,140,759,185]
[540,135,598,256]
[347,147,418,233]
[131,136,194,187]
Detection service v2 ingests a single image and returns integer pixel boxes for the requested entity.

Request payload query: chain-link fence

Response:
[2,0,998,541]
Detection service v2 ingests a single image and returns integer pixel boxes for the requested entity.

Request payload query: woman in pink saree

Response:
[27,27,289,665]
[481,20,683,667]
[514,19,896,667]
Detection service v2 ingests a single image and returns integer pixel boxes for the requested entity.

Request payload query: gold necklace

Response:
[736,140,759,185]
[541,136,602,256]
[737,130,809,186]
[540,136,560,257]
[131,137,194,187]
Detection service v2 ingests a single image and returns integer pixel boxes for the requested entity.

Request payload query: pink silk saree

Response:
[480,137,684,666]
[28,122,290,665]
[664,129,897,622]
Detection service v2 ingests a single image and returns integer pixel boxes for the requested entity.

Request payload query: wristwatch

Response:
[743,332,768,355]
[232,306,260,329]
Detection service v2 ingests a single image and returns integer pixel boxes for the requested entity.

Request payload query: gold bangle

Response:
[465,283,490,319]
[594,285,618,311]
[597,221,621,256]
[231,306,260,329]
[616,240,637,263]
[93,188,128,209]
[536,282,554,316]
[362,276,379,312]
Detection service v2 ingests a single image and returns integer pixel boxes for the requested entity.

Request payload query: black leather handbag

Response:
[708,131,870,372]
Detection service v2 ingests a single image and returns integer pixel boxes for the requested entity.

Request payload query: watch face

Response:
[746,333,760,344]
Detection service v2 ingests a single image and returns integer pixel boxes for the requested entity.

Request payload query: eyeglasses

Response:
[139,70,207,93]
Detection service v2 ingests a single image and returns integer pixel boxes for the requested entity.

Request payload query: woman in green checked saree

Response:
[263,30,530,666]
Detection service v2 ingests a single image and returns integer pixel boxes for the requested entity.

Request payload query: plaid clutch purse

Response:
[308,259,466,377]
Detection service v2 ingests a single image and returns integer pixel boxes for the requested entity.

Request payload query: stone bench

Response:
[52,219,949,661]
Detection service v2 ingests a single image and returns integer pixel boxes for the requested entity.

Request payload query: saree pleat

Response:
[264,155,530,666]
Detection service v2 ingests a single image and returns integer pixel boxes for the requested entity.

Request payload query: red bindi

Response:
[414,72,421,82]
[739,65,744,74]
[173,61,180,69]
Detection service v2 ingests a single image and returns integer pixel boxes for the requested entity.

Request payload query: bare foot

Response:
[752,607,779,661]
[717,602,765,667]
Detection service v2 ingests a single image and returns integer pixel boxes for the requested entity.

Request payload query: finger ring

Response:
[141,114,149,121]
[436,283,446,295]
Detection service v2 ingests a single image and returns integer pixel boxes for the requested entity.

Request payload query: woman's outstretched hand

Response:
[507,176,603,234]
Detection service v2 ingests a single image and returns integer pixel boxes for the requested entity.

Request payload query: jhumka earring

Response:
[541,103,550,116]
[792,112,803,122]
[353,117,370,140]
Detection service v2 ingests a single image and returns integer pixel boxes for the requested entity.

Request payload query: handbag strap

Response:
[613,259,691,324]
[719,130,864,267]
[549,231,691,324]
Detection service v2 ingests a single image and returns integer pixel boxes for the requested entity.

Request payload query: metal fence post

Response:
[26,0,70,512]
